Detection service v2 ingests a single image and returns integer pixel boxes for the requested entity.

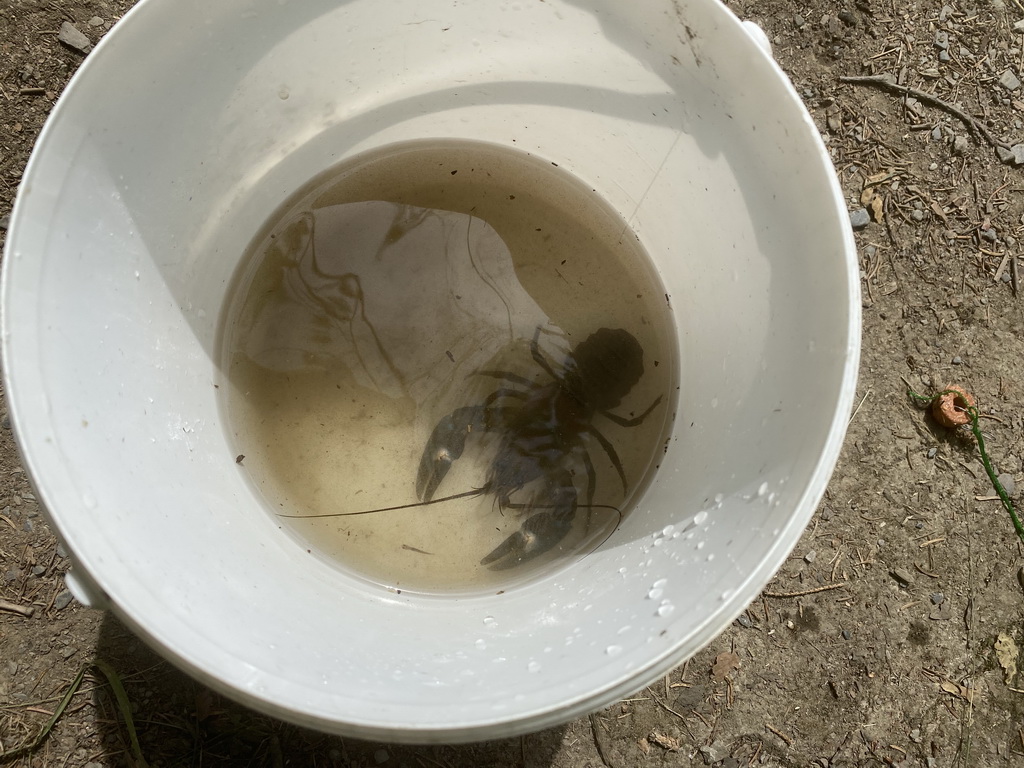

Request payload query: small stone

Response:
[981,228,998,242]
[931,592,945,605]
[934,31,949,49]
[1013,144,1024,164]
[804,550,817,563]
[88,16,105,27]
[31,565,45,577]
[737,613,753,628]
[56,542,68,558]
[699,741,729,764]
[4,568,22,583]
[952,355,963,365]
[374,749,389,764]
[850,208,870,229]
[838,9,857,25]
[1,413,10,430]
[57,22,93,54]
[0,215,9,231]
[915,520,924,529]
[1000,69,1022,91]
[927,447,938,458]
[821,507,833,521]
[938,50,951,62]
[21,518,33,533]
[794,13,806,26]
[931,125,943,140]
[1007,234,1018,247]
[929,162,939,170]
[891,567,915,587]
[910,727,922,742]
[53,590,74,611]
[61,646,78,660]
[912,209,925,221]
[998,145,1017,164]
[998,472,1017,496]
[930,602,953,621]
[953,135,970,155]
[842,629,852,640]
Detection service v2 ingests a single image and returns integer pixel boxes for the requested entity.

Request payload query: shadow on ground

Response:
[92,614,568,768]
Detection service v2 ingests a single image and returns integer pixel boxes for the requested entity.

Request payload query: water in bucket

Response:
[218,139,678,593]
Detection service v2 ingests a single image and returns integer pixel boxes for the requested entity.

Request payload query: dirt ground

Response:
[4,0,1024,766]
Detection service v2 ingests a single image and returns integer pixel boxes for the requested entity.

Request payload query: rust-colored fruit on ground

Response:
[932,385,975,428]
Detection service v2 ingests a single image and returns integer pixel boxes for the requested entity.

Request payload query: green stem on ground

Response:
[908,388,1024,546]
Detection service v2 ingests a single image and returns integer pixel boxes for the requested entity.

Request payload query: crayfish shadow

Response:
[91,612,570,767]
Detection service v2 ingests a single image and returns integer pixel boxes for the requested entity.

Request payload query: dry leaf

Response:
[860,186,876,206]
[930,200,950,227]
[869,195,884,223]
[995,633,1019,684]
[939,679,975,704]
[648,730,683,751]
[637,737,651,755]
[711,650,741,682]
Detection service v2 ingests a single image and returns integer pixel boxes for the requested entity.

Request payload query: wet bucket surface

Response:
[1,0,859,743]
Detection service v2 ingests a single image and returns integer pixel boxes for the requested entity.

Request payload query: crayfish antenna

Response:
[276,486,488,519]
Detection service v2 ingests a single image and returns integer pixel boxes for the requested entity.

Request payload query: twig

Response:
[765,723,794,746]
[589,714,614,768]
[0,598,34,617]
[848,389,872,425]
[839,75,1009,151]
[763,582,848,599]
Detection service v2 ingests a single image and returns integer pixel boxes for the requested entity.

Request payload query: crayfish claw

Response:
[480,508,574,570]
[417,406,487,501]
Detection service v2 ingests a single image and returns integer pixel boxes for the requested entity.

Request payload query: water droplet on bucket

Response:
[618,625,632,635]
[657,603,674,617]
[693,510,708,526]
[647,587,663,600]
[527,661,542,673]
[710,397,719,408]
[605,645,622,657]
[696,540,705,550]
[278,86,290,100]
[483,615,496,627]
[475,639,486,650]
[662,524,675,536]
[757,481,769,497]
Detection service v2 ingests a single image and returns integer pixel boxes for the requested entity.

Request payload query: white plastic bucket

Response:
[2,0,859,743]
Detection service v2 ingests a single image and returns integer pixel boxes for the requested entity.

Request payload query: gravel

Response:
[57,21,92,54]
[999,69,1022,90]
[849,208,870,229]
